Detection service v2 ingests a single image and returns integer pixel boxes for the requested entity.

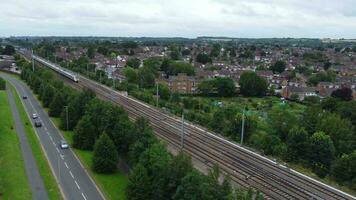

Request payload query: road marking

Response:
[69,171,74,179]
[64,162,69,169]
[44,126,48,131]
[56,148,60,153]
[46,131,49,135]
[49,136,53,141]
[75,180,81,190]
[81,192,87,200]
[52,141,56,146]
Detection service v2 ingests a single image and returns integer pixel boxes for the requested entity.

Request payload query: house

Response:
[282,86,317,100]
[158,73,198,94]
[256,70,273,81]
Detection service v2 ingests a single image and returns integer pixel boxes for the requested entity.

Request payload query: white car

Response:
[32,113,38,119]
[60,140,69,149]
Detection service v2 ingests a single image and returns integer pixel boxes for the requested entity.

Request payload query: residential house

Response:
[158,73,198,94]
[282,86,317,100]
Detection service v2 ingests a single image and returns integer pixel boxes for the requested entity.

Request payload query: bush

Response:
[0,77,6,90]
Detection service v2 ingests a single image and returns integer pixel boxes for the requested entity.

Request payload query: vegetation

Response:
[239,72,268,97]
[270,60,286,73]
[0,91,32,199]
[0,77,6,90]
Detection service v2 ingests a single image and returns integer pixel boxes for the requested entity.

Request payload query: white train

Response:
[32,55,79,82]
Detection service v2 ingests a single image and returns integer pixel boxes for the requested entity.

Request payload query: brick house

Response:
[158,73,198,94]
[282,86,317,100]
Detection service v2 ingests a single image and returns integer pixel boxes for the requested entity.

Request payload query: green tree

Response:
[73,115,97,150]
[214,77,236,97]
[270,60,286,73]
[309,131,335,178]
[123,67,138,84]
[170,45,180,60]
[126,58,141,69]
[3,45,15,55]
[49,92,66,117]
[196,53,211,64]
[173,171,207,200]
[332,151,356,185]
[239,72,268,97]
[87,47,95,59]
[138,66,155,88]
[0,77,6,90]
[331,87,353,101]
[316,113,355,155]
[267,107,298,141]
[158,83,170,100]
[92,133,119,173]
[168,61,195,76]
[197,79,214,96]
[286,127,309,162]
[126,164,153,200]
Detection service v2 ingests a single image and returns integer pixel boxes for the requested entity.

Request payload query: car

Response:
[22,95,27,99]
[60,140,69,149]
[34,121,42,127]
[32,113,38,119]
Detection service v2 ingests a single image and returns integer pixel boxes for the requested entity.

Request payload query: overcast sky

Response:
[0,0,355,38]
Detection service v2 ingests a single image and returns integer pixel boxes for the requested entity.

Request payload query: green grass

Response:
[51,118,128,200]
[8,84,63,200]
[0,91,32,199]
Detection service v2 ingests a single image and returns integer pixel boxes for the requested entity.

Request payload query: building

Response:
[282,86,317,100]
[158,73,198,94]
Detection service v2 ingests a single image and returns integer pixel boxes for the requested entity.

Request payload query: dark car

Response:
[34,121,42,127]
[22,95,27,99]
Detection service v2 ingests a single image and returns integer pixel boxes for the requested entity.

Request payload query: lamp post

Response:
[180,110,185,150]
[64,106,69,130]
[240,108,246,145]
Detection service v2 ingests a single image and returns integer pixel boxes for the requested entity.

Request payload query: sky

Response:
[0,0,356,38]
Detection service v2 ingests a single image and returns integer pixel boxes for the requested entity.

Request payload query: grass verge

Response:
[8,83,62,200]
[0,91,32,199]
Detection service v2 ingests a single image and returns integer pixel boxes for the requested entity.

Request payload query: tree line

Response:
[18,56,264,200]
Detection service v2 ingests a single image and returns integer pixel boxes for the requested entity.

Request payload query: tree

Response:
[286,127,309,162]
[214,77,236,97]
[270,60,286,73]
[308,131,335,178]
[49,92,66,117]
[331,87,353,101]
[126,58,141,69]
[323,61,332,70]
[73,115,97,150]
[126,164,153,200]
[0,77,6,90]
[158,83,170,100]
[87,47,95,59]
[123,67,138,84]
[196,53,211,64]
[268,107,298,141]
[316,113,355,155]
[3,45,15,55]
[239,72,268,97]
[170,45,180,60]
[332,151,356,185]
[92,133,119,173]
[336,101,356,126]
[198,79,214,96]
[138,66,155,88]
[168,61,195,76]
[173,171,207,200]
[182,48,191,56]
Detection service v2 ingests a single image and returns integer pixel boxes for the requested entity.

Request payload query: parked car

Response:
[60,140,69,149]
[34,121,42,127]
[22,95,27,99]
[32,113,38,119]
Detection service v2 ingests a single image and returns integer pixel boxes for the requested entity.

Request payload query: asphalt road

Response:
[6,86,49,200]
[1,73,105,200]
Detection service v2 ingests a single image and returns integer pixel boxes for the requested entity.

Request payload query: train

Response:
[32,55,79,82]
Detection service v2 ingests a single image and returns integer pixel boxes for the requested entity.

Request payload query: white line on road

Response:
[81,192,87,200]
[46,131,49,135]
[56,148,60,153]
[52,141,56,146]
[75,180,81,190]
[49,136,53,141]
[69,171,74,179]
[64,162,69,169]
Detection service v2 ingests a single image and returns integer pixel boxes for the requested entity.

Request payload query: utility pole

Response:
[180,111,185,150]
[240,108,245,145]
[31,49,34,72]
[156,82,159,107]
[86,64,89,77]
[64,106,69,130]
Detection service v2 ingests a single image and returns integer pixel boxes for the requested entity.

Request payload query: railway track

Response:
[26,52,356,200]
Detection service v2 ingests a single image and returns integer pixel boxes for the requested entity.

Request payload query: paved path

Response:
[6,86,49,200]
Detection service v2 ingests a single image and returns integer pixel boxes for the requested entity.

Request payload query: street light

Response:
[240,108,246,145]
[64,106,69,130]
[180,110,185,150]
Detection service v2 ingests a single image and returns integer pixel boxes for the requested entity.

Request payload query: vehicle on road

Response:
[34,120,42,127]
[22,95,27,99]
[60,140,69,149]
[32,113,38,119]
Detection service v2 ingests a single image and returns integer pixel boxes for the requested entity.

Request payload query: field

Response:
[0,91,32,199]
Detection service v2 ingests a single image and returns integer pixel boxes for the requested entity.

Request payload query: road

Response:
[20,50,356,199]
[6,86,48,200]
[1,73,105,200]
